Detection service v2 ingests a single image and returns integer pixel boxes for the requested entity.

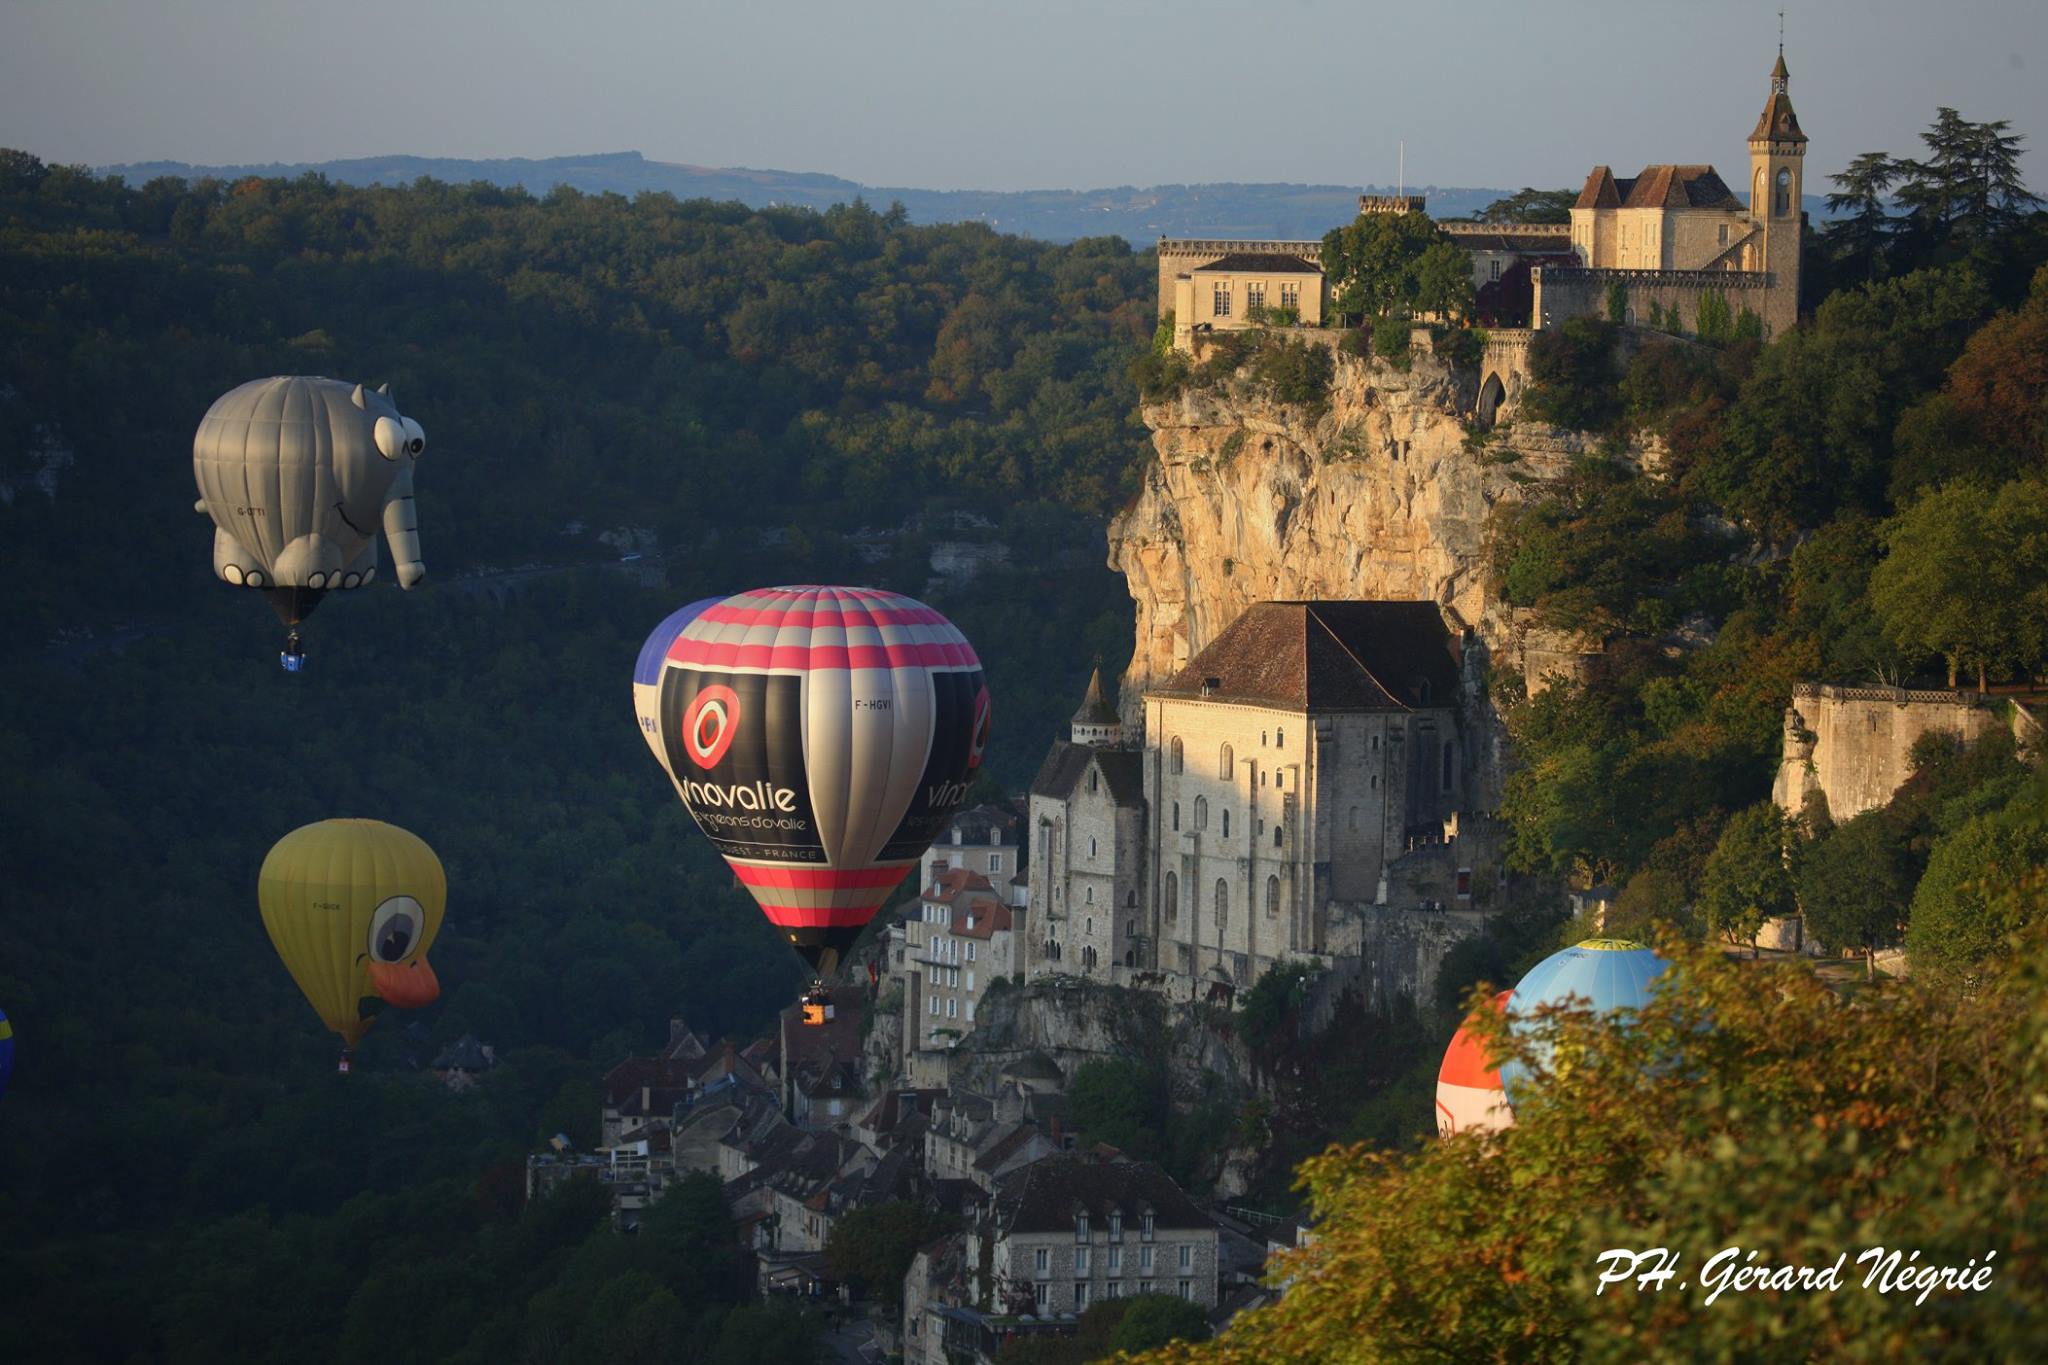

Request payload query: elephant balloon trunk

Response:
[382,464,425,589]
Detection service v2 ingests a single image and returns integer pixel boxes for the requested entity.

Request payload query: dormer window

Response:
[1110,1211,1123,1238]
[1076,1213,1091,1242]
[1141,1212,1155,1241]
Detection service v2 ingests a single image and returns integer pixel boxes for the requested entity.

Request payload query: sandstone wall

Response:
[1774,684,2016,823]
[1112,346,1587,750]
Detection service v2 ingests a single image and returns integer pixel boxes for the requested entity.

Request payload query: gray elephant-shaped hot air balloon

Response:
[192,376,426,662]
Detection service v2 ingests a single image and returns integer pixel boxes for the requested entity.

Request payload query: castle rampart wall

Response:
[1773,683,2013,823]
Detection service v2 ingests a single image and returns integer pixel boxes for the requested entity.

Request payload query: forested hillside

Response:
[0,151,1148,1361]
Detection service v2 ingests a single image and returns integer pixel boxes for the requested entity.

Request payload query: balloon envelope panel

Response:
[1499,938,1671,1098]
[634,598,724,778]
[651,586,988,967]
[1436,990,1513,1137]
[258,819,446,1048]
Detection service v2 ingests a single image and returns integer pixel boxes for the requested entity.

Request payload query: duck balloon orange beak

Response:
[368,956,439,1009]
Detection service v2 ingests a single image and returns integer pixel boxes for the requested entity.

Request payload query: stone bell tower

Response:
[1748,46,1808,335]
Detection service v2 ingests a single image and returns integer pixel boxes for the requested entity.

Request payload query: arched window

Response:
[1260,730,1268,747]
[1274,770,1283,791]
[1127,889,1137,907]
[1218,743,1234,779]
[1222,809,1231,839]
[1088,836,1097,859]
[1085,887,1093,905]
[1753,167,1765,214]
[1371,734,1379,753]
[1169,737,1184,775]
[1276,727,1284,750]
[1273,826,1283,849]
[1165,871,1179,924]
[1195,796,1209,831]
[1774,167,1791,216]
[1214,879,1228,929]
[1266,875,1279,918]
[1172,801,1180,832]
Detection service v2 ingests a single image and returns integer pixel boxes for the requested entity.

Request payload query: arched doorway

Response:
[1477,372,1507,429]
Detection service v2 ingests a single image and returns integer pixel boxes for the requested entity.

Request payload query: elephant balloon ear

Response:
[352,383,368,409]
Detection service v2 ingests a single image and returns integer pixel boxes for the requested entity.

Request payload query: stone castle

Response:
[1159,46,1809,394]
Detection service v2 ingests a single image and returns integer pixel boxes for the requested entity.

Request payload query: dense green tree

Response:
[1111,1293,1214,1352]
[1319,211,1471,321]
[1797,810,1913,974]
[823,1201,959,1307]
[1523,318,1622,430]
[1697,802,1795,954]
[1869,477,2048,688]
[1906,774,2048,979]
[1478,187,1576,225]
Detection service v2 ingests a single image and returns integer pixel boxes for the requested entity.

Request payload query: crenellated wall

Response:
[1772,683,2019,823]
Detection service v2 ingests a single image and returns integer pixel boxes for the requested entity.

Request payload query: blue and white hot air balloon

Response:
[1499,937,1670,1100]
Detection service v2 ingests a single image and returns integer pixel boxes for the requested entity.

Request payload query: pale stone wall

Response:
[1141,696,1459,987]
[1534,265,1779,336]
[1773,684,2012,824]
[1183,268,1326,332]
[1026,771,1146,980]
[1157,239,1322,318]
[997,1225,1220,1313]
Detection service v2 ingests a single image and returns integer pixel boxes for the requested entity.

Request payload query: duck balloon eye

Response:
[367,896,424,963]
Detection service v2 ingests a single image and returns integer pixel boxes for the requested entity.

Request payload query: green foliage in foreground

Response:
[1130,922,2048,1363]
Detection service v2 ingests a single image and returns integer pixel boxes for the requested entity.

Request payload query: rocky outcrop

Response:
[1109,343,1591,728]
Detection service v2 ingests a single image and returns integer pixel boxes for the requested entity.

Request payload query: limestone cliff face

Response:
[1110,343,1586,724]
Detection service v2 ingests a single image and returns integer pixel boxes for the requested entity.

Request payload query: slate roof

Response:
[1190,252,1324,275]
[941,802,1021,847]
[1072,667,1120,726]
[1151,601,1459,713]
[1574,164,1742,212]
[1030,741,1145,808]
[993,1157,1213,1235]
[1448,229,1574,253]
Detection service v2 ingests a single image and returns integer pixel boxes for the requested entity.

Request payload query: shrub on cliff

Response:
[1524,317,1622,429]
[1249,334,1334,407]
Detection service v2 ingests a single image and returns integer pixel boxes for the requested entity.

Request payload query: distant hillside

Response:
[99,149,1535,242]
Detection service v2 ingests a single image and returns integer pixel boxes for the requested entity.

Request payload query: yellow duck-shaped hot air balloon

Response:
[258,819,445,1069]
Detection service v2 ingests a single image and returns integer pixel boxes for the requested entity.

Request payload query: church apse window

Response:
[1195,797,1208,831]
[1266,875,1279,917]
[1222,809,1230,839]
[1274,826,1283,849]
[1275,727,1284,750]
[1219,744,1234,779]
[1170,737,1184,774]
[1172,802,1180,832]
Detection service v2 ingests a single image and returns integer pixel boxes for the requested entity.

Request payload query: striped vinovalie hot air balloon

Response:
[643,587,990,1022]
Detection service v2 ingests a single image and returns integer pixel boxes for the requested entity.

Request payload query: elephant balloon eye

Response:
[367,896,425,963]
[373,416,407,462]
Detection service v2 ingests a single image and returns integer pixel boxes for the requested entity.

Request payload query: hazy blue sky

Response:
[5,0,2047,192]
